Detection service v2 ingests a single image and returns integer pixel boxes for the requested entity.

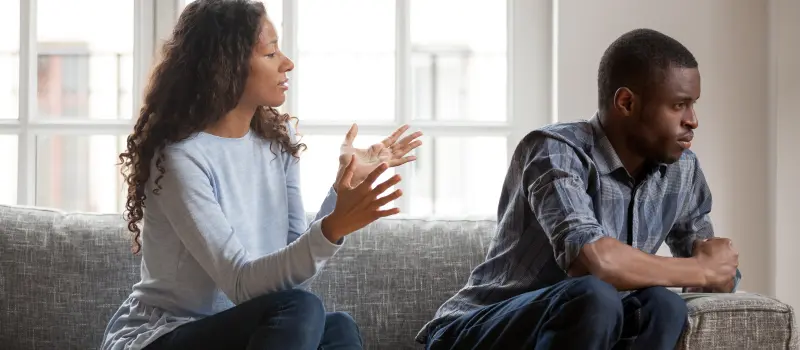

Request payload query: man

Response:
[417,28,741,349]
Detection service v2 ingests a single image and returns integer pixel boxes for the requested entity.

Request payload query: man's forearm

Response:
[570,237,707,291]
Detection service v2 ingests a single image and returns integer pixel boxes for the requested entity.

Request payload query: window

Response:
[3,0,550,218]
[0,1,20,205]
[410,0,507,122]
[0,0,146,212]
[181,0,525,217]
[0,135,17,205]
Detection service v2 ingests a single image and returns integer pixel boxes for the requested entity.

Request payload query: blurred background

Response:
[0,0,797,315]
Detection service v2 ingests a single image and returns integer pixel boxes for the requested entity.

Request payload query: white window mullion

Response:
[0,120,20,133]
[550,0,559,124]
[395,0,411,126]
[394,0,412,213]
[296,122,511,137]
[153,0,180,62]
[134,0,157,123]
[26,120,135,135]
[507,0,554,164]
[282,0,298,115]
[17,0,37,206]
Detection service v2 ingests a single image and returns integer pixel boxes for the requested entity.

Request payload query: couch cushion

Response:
[306,216,496,349]
[678,293,799,349]
[2,204,798,350]
[0,205,140,350]
[0,204,494,350]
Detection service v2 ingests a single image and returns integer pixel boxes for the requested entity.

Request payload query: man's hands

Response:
[339,124,422,188]
[692,238,739,293]
[322,155,403,243]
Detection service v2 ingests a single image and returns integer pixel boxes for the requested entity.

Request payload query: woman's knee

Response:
[251,288,326,327]
[244,289,328,348]
[326,311,357,328]
[285,289,326,319]
[323,312,363,347]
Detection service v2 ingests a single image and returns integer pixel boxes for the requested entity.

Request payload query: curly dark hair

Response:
[119,0,305,254]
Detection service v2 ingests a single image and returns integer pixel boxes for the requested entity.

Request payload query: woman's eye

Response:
[266,52,276,58]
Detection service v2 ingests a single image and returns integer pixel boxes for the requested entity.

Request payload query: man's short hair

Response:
[597,28,698,110]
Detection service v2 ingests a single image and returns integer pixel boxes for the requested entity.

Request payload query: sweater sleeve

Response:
[284,149,309,245]
[285,122,338,244]
[153,147,343,305]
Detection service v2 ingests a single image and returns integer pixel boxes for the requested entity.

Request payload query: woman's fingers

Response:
[337,154,356,190]
[390,135,422,157]
[369,189,403,210]
[370,174,401,196]
[381,124,410,147]
[387,155,417,167]
[395,131,423,149]
[373,207,401,219]
[342,124,358,147]
[333,160,403,232]
[357,162,389,191]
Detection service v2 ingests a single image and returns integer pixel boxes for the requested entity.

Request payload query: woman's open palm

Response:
[339,124,422,187]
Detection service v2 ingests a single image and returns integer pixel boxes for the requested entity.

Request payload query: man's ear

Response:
[612,87,636,117]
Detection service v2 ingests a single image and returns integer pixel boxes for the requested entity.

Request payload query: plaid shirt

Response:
[417,114,738,343]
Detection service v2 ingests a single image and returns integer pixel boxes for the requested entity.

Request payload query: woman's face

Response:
[242,17,294,108]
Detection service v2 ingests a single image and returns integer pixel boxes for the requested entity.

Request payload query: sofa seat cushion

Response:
[0,205,141,350]
[678,292,798,349]
[2,205,798,349]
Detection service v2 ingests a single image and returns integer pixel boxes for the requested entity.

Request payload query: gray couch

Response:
[1,203,797,349]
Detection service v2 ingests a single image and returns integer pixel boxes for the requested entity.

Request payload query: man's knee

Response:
[638,286,688,324]
[563,275,624,321]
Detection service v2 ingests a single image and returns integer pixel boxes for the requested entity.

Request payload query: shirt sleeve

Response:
[665,156,715,258]
[524,135,609,272]
[666,155,742,292]
[284,122,337,245]
[153,147,343,305]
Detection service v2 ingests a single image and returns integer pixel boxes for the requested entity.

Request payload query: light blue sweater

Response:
[102,126,340,350]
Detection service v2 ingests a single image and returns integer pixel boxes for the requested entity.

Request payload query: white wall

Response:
[555,0,774,295]
[770,0,800,314]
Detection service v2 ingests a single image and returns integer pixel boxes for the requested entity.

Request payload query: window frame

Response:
[1,0,555,215]
[0,0,161,206]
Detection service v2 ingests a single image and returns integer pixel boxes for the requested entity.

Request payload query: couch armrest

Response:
[676,293,798,349]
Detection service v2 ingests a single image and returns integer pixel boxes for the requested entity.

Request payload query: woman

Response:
[101,1,421,349]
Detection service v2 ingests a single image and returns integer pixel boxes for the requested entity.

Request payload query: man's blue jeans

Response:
[426,275,688,350]
[143,288,362,350]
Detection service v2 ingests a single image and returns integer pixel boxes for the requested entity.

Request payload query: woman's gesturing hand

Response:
[339,124,422,188]
[321,154,403,243]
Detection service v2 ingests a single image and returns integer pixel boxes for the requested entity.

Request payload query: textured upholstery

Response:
[678,293,798,349]
[1,204,797,349]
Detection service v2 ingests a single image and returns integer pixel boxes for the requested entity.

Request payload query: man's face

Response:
[627,66,701,164]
